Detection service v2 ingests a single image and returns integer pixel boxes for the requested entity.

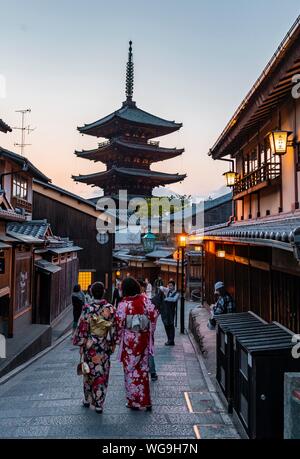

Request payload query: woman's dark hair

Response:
[91,282,105,300]
[73,284,81,293]
[122,277,141,297]
[138,278,146,290]
[168,280,175,287]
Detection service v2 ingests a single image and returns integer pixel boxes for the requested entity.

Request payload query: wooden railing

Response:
[11,197,32,213]
[233,162,281,196]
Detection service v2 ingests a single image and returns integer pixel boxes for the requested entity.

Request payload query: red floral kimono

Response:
[116,294,158,409]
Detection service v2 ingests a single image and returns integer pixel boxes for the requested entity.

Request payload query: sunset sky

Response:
[0,0,299,199]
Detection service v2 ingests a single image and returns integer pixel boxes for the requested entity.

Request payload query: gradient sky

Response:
[0,0,299,199]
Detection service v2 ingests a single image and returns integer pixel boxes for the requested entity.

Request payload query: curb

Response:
[0,330,72,386]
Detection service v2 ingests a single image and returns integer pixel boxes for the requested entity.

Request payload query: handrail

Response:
[233,162,281,195]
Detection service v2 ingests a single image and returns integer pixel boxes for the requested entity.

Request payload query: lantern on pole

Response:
[142,230,156,253]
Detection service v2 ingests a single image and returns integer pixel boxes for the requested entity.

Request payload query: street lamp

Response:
[177,233,188,334]
[268,129,292,156]
[142,230,156,253]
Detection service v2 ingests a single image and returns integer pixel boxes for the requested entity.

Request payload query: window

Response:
[78,271,92,291]
[12,175,28,200]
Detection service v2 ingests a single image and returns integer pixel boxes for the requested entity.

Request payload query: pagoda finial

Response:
[125,40,134,103]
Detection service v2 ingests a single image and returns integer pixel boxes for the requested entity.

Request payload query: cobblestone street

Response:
[0,314,239,439]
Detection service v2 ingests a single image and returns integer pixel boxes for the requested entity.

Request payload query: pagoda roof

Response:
[77,101,182,139]
[72,166,186,187]
[74,138,184,163]
[0,119,12,133]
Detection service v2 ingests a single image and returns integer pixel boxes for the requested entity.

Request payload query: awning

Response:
[0,234,21,243]
[6,231,46,244]
[146,250,173,259]
[0,242,11,249]
[48,245,82,254]
[35,259,61,274]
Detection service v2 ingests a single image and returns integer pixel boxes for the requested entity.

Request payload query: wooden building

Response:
[0,143,81,337]
[32,180,113,294]
[202,16,300,333]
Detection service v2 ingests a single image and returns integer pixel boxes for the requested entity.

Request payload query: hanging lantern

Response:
[268,129,291,155]
[116,270,121,277]
[216,249,226,258]
[223,170,239,187]
[142,230,156,253]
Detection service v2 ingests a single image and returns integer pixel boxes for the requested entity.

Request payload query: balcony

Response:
[233,162,281,199]
[11,197,32,213]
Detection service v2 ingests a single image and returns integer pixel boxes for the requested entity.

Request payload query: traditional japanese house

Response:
[72,41,186,199]
[32,179,113,295]
[0,145,81,338]
[202,16,300,333]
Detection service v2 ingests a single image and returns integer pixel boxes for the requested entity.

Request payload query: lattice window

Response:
[78,271,92,291]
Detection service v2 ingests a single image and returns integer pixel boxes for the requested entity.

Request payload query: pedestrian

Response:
[112,279,122,308]
[139,279,160,382]
[160,280,179,346]
[145,278,152,299]
[154,275,163,295]
[85,284,93,304]
[207,281,236,329]
[73,282,116,414]
[72,284,85,334]
[116,277,158,411]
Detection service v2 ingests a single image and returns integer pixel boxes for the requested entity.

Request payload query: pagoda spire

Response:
[125,40,134,104]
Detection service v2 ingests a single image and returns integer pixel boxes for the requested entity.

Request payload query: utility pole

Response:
[13,109,35,156]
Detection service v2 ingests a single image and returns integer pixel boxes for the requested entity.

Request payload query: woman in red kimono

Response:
[116,277,158,411]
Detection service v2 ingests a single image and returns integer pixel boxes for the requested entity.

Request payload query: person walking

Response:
[72,284,86,334]
[145,278,152,299]
[112,279,122,308]
[160,280,179,346]
[139,279,160,382]
[153,275,163,295]
[116,277,158,411]
[208,281,236,329]
[73,282,116,414]
[85,284,93,304]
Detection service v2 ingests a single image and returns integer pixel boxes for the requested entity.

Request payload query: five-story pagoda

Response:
[72,41,186,199]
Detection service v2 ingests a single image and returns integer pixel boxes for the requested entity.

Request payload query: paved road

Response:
[0,310,239,439]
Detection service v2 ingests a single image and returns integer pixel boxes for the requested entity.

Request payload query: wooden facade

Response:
[204,241,300,333]
[32,181,113,297]
[203,18,300,334]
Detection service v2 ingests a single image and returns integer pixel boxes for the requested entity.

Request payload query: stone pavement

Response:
[0,305,239,439]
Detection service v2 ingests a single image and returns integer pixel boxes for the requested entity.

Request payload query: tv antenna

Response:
[13,109,36,156]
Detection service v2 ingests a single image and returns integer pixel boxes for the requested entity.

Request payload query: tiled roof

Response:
[203,214,300,258]
[72,167,186,185]
[0,119,12,133]
[74,138,184,163]
[0,147,50,182]
[7,220,50,239]
[78,102,182,136]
